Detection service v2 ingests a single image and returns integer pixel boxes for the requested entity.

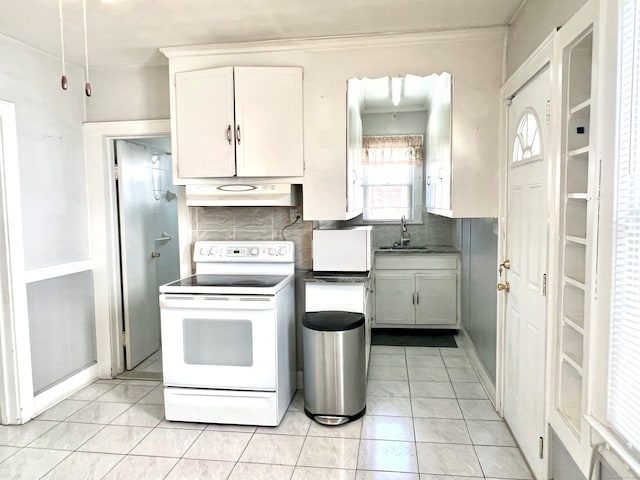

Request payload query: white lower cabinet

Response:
[374,254,460,328]
[375,274,414,324]
[415,273,457,325]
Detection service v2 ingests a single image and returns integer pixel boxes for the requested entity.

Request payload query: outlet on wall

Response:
[289,207,302,222]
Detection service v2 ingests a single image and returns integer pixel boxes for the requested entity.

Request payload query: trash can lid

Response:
[303,311,365,331]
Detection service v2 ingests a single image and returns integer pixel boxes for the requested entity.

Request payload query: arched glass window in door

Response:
[512,111,541,162]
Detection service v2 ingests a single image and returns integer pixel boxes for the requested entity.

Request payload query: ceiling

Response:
[0,0,523,68]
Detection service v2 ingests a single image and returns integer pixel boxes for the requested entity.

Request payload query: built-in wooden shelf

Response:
[566,235,587,245]
[564,276,586,290]
[569,99,591,116]
[563,316,585,335]
[568,146,590,157]
[567,193,589,200]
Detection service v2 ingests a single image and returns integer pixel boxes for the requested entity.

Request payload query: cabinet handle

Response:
[236,125,241,145]
[226,125,232,145]
[426,176,431,186]
[416,292,419,304]
[412,293,415,305]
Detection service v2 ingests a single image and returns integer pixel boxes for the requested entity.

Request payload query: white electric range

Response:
[159,241,296,426]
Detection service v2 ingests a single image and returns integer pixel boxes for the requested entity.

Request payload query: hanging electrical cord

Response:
[58,0,67,90]
[82,0,92,96]
[281,215,301,241]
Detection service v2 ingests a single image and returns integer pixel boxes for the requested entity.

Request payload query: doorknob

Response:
[151,251,161,258]
[499,259,511,274]
[497,282,510,292]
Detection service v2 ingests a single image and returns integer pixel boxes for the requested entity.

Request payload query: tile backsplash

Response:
[192,206,454,271]
[191,206,313,269]
[337,211,454,247]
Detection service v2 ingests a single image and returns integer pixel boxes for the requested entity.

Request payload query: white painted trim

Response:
[456,328,497,406]
[160,26,507,58]
[84,120,181,379]
[24,260,94,284]
[33,364,98,416]
[502,34,554,99]
[586,415,640,480]
[0,101,34,424]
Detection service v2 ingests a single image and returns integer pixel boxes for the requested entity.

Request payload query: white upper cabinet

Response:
[425,72,452,213]
[346,78,364,218]
[175,67,236,178]
[173,66,303,181]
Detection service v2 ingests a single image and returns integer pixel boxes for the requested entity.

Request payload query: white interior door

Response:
[503,65,551,478]
[116,140,161,369]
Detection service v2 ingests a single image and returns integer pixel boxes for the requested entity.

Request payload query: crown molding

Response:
[160,26,508,59]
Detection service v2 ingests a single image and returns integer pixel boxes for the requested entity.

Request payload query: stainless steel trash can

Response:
[302,311,366,425]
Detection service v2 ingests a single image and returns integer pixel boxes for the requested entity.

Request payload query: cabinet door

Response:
[375,273,414,324]
[346,79,364,217]
[234,67,304,177]
[415,273,457,325]
[175,67,236,177]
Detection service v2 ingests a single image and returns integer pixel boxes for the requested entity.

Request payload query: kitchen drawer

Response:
[375,254,458,271]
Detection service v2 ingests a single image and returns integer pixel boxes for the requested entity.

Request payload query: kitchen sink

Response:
[379,245,432,252]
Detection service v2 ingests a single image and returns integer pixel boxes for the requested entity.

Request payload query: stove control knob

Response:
[250,248,259,255]
[209,247,218,256]
[268,248,276,256]
[199,247,208,256]
[278,247,287,255]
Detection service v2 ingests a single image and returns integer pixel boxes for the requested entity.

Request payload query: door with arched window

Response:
[503,65,551,479]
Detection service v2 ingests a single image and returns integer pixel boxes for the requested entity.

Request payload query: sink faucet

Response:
[399,215,411,246]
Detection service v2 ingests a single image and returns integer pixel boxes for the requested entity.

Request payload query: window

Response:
[512,111,541,163]
[608,0,640,453]
[362,135,423,221]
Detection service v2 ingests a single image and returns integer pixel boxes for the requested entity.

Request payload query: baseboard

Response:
[456,328,497,407]
[33,364,98,416]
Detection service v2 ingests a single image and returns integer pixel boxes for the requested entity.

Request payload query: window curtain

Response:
[363,135,424,166]
[608,0,640,453]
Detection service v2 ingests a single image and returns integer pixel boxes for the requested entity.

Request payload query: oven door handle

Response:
[160,294,275,310]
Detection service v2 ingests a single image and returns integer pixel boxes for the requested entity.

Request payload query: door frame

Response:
[0,100,33,424]
[497,34,557,477]
[84,120,190,378]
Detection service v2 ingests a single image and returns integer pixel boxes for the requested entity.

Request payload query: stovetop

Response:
[164,274,290,289]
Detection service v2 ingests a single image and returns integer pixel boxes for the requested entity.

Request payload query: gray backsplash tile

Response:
[196,231,235,241]
[192,206,450,272]
[234,207,274,230]
[192,206,313,269]
[235,230,275,241]
[340,212,454,248]
[196,207,235,230]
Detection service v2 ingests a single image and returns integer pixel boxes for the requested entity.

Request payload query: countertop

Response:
[304,271,371,283]
[374,245,460,255]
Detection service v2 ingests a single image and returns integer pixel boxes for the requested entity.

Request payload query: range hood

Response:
[185,184,298,207]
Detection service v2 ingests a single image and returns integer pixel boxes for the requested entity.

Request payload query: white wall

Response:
[164,29,505,220]
[0,35,89,269]
[86,65,170,122]
[507,0,587,76]
[0,34,95,397]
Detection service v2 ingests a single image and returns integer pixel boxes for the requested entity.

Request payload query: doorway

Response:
[114,137,179,380]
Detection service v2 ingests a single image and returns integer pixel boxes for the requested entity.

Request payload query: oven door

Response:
[160,294,277,390]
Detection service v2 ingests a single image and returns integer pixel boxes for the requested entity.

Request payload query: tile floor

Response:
[0,346,533,479]
[118,350,163,382]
